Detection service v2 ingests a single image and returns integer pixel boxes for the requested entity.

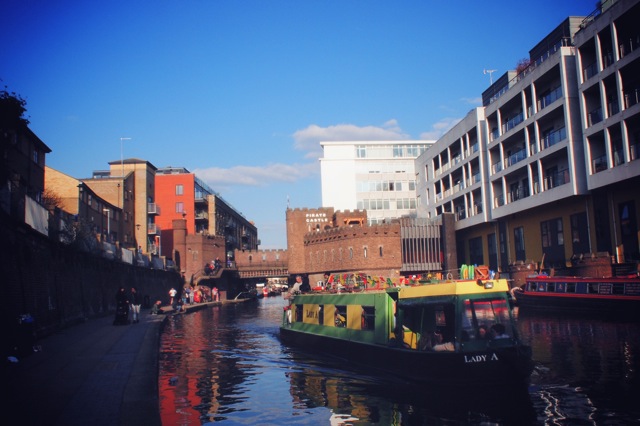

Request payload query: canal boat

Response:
[280,274,533,386]
[512,274,640,315]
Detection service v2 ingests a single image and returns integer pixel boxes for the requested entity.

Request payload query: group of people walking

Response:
[113,286,144,325]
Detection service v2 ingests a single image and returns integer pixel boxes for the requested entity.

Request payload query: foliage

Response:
[515,58,532,75]
[42,188,63,213]
[0,85,30,127]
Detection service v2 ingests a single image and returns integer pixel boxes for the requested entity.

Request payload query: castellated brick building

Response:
[286,207,403,284]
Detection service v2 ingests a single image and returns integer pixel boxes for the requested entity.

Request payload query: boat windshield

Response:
[460,298,514,341]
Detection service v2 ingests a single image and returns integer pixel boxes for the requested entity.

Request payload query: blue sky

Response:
[2,0,593,249]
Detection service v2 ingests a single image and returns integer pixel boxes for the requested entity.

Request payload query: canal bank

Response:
[3,299,250,426]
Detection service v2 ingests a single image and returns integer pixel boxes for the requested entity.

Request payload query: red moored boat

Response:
[512,274,640,317]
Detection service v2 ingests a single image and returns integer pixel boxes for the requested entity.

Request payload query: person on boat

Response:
[490,323,509,339]
[290,275,303,295]
[477,325,489,340]
[431,330,455,352]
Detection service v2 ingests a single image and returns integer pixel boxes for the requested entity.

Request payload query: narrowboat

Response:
[280,275,533,386]
[512,274,640,315]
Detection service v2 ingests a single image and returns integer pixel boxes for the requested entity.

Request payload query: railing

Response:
[631,143,640,161]
[541,127,566,150]
[619,34,640,59]
[148,203,161,215]
[507,186,530,203]
[608,100,620,116]
[491,128,500,141]
[195,211,209,219]
[505,148,527,168]
[624,88,640,108]
[592,155,608,173]
[502,112,524,133]
[544,169,570,190]
[537,86,563,111]
[529,142,539,155]
[491,161,503,174]
[588,107,603,126]
[148,223,160,234]
[494,195,505,208]
[583,62,598,81]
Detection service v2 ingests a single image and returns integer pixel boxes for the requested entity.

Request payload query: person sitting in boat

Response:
[490,323,509,339]
[334,309,346,327]
[477,324,489,340]
[432,330,455,351]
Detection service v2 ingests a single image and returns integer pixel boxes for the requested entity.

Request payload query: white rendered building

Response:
[320,140,434,224]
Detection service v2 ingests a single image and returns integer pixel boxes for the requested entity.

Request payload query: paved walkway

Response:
[4,300,239,426]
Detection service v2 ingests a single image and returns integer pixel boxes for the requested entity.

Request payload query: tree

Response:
[515,58,532,75]
[0,85,29,128]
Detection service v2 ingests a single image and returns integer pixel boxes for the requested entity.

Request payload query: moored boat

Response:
[512,274,640,316]
[280,275,533,386]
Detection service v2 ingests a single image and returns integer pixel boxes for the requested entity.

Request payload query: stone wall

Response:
[1,212,182,355]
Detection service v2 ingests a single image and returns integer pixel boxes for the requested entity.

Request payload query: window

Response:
[514,227,525,261]
[176,202,184,213]
[349,247,354,259]
[363,247,368,258]
[334,305,347,327]
[356,145,366,158]
[379,246,383,257]
[33,149,39,164]
[469,237,483,265]
[361,306,375,330]
[176,184,184,195]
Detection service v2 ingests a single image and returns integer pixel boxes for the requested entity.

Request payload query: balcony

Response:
[195,211,209,220]
[148,203,161,215]
[592,155,608,173]
[537,86,562,111]
[505,148,527,168]
[502,112,524,134]
[147,223,161,234]
[544,169,570,190]
[588,107,603,127]
[541,127,566,150]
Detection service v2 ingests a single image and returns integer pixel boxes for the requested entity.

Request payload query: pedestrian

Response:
[129,287,143,323]
[114,287,129,325]
[212,286,219,302]
[169,287,177,308]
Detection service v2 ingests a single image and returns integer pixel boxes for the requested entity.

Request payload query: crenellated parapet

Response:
[304,223,400,245]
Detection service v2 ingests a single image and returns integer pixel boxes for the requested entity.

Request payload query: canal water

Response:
[158,296,640,425]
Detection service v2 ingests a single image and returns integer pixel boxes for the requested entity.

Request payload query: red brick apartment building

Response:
[155,167,258,263]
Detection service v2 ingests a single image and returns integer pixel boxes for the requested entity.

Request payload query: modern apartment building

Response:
[155,166,258,261]
[416,0,640,271]
[320,140,434,225]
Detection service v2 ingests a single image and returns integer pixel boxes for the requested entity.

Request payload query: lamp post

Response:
[120,137,132,177]
[103,208,110,241]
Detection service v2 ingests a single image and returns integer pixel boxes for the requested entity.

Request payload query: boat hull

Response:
[280,326,533,386]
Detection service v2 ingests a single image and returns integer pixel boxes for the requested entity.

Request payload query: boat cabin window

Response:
[547,282,556,292]
[334,305,347,327]
[318,304,324,325]
[295,305,303,323]
[461,298,512,341]
[361,306,375,331]
[566,282,576,293]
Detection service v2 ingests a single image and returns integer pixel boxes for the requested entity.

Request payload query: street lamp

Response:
[103,208,110,241]
[120,137,132,177]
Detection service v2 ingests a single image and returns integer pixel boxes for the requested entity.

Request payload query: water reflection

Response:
[158,298,640,425]
[518,308,640,425]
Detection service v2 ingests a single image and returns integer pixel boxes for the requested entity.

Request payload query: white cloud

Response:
[292,120,411,159]
[419,117,462,140]
[193,162,319,188]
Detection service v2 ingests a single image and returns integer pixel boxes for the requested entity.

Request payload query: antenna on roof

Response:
[483,69,497,85]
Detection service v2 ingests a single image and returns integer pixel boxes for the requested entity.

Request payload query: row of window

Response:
[357,198,417,210]
[356,180,416,193]
[294,304,376,331]
[355,144,430,159]
[525,281,634,296]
